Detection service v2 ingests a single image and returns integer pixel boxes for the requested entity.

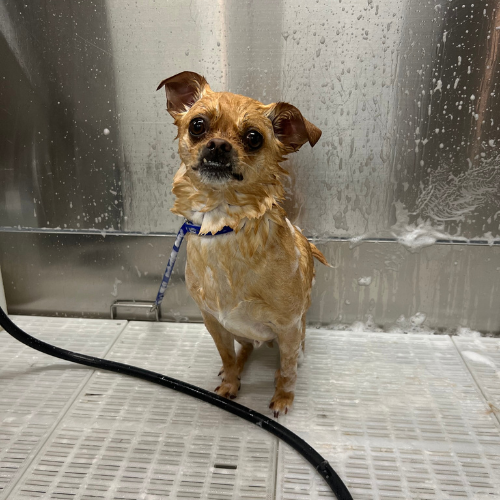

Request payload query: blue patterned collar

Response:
[183,220,234,236]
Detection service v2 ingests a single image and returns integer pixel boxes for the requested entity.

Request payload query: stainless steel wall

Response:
[1,0,499,331]
[0,0,123,229]
[2,0,499,237]
[1,231,499,333]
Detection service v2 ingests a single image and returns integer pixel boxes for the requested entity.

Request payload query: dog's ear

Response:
[266,102,322,151]
[157,71,211,117]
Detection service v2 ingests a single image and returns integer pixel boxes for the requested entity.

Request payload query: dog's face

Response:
[157,72,321,189]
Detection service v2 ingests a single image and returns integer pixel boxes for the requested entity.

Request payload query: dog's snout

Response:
[206,138,232,153]
[197,136,235,182]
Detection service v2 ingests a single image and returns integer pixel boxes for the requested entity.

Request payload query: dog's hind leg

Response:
[202,311,241,399]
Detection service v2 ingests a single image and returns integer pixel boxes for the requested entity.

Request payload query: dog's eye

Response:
[245,130,263,150]
[189,118,206,137]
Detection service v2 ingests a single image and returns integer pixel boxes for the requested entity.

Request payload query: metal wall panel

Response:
[1,231,499,333]
[393,0,500,239]
[1,0,499,238]
[0,0,123,230]
[0,231,198,322]
[1,0,499,329]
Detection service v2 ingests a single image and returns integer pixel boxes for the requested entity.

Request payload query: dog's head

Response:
[157,71,321,189]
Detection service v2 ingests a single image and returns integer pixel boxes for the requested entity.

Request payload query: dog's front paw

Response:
[215,380,240,400]
[218,367,241,381]
[269,390,294,418]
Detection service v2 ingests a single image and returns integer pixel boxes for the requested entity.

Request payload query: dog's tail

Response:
[310,242,335,268]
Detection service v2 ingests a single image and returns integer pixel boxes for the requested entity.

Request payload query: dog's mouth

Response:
[193,159,243,182]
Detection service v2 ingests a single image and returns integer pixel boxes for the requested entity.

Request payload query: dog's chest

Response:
[185,234,277,342]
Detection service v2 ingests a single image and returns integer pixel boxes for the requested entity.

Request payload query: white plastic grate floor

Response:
[0,317,499,500]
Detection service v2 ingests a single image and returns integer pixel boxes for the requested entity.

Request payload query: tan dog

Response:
[157,71,328,416]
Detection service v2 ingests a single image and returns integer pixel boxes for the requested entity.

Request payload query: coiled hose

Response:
[0,307,352,500]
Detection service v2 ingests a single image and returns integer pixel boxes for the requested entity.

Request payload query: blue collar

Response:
[184,220,234,236]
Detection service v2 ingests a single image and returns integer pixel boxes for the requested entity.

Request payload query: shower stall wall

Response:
[1,0,499,332]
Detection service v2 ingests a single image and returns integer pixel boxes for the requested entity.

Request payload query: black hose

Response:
[0,307,352,500]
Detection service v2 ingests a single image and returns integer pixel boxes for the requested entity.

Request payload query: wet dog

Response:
[157,71,328,416]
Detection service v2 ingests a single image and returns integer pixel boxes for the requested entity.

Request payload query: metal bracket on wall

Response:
[110,300,160,321]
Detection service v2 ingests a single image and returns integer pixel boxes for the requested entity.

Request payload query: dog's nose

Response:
[206,138,232,153]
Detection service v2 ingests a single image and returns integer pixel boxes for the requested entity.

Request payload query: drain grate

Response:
[0,316,126,497]
[275,331,500,499]
[6,322,278,500]
[2,319,500,499]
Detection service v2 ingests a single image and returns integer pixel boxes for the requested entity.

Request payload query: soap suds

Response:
[457,327,481,338]
[390,202,457,251]
[414,159,500,226]
[111,278,122,297]
[386,313,433,334]
[357,276,372,286]
[462,351,497,370]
